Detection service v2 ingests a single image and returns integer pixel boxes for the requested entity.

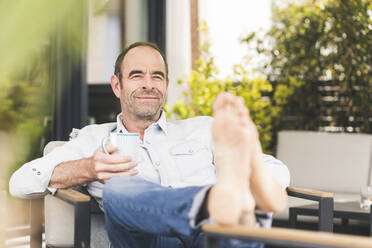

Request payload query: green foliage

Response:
[243,0,372,133]
[0,0,86,184]
[0,56,52,180]
[170,21,286,152]
[0,80,40,131]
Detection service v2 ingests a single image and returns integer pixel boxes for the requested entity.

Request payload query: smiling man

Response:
[10,42,290,248]
[111,45,169,138]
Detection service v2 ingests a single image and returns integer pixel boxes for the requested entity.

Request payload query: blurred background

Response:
[0,0,371,246]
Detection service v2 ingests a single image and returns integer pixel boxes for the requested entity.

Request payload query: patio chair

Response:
[28,140,335,248]
[274,131,372,231]
[29,185,334,248]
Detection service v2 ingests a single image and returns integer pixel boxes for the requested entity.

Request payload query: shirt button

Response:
[155,161,160,166]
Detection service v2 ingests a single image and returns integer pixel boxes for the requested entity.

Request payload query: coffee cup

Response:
[102,132,140,162]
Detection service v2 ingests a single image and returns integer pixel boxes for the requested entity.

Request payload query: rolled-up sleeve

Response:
[262,154,290,189]
[9,156,60,198]
[9,127,99,199]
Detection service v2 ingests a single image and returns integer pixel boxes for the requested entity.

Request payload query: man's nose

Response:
[142,75,154,89]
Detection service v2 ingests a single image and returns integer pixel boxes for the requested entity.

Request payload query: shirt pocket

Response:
[169,140,214,182]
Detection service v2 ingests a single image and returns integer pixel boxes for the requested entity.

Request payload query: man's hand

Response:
[89,143,139,184]
[49,143,139,189]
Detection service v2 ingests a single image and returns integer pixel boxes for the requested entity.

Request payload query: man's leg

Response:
[208,92,257,226]
[208,92,287,225]
[103,176,208,248]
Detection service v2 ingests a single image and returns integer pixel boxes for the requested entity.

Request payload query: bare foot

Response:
[207,92,258,226]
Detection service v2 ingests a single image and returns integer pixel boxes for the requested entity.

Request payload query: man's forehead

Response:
[122,46,166,72]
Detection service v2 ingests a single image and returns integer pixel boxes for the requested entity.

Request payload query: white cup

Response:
[102,133,140,161]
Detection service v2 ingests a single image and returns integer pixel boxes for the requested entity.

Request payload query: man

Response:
[10,42,290,247]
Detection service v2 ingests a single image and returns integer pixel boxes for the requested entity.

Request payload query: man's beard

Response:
[123,89,164,121]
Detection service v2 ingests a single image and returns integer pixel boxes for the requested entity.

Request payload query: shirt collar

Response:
[156,110,168,135]
[116,110,168,135]
[116,113,128,134]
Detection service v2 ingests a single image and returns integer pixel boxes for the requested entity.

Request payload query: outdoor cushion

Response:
[45,194,109,247]
[277,131,372,193]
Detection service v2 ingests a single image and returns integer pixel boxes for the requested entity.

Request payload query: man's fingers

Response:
[96,161,138,172]
[107,153,133,163]
[98,170,139,183]
[97,152,133,164]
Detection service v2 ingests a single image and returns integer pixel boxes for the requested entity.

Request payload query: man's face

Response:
[117,46,169,121]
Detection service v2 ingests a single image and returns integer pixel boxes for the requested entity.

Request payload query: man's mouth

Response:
[135,95,159,100]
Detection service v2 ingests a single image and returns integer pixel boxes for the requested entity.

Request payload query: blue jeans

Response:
[103,176,263,248]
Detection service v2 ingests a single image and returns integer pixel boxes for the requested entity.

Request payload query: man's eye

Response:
[153,75,163,80]
[132,75,141,78]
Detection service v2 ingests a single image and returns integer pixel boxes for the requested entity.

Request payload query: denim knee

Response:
[103,176,145,224]
[103,176,146,202]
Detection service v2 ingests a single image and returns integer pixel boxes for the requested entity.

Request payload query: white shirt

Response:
[9,112,290,207]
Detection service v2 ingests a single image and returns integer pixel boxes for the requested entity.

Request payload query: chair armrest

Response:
[287,186,334,232]
[202,224,372,248]
[287,186,333,201]
[55,188,91,204]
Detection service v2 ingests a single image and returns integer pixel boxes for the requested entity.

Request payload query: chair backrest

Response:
[43,141,67,156]
[277,131,372,193]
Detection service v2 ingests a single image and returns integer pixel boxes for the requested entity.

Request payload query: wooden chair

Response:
[27,140,335,248]
[27,186,334,248]
[275,131,372,230]
[28,141,105,248]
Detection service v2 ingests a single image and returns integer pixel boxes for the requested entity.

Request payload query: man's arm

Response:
[49,144,138,189]
[9,140,137,198]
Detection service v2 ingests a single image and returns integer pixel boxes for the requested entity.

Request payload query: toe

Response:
[213,92,235,114]
[236,97,249,117]
[212,93,227,113]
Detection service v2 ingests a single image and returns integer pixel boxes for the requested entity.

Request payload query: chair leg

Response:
[289,208,297,228]
[318,198,333,232]
[30,198,43,248]
[74,201,91,248]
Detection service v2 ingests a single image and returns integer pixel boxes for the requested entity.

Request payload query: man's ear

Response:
[110,74,121,99]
